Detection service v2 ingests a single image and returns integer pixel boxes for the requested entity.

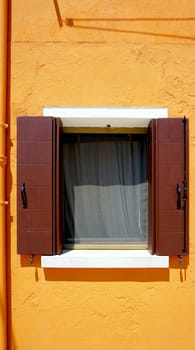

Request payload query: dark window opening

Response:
[62,133,148,248]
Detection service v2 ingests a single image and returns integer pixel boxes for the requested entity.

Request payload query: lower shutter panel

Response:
[149,118,189,256]
[17,116,62,255]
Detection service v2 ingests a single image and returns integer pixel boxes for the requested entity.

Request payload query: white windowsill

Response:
[41,250,169,268]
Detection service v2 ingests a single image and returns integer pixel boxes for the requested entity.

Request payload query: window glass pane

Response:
[62,134,148,247]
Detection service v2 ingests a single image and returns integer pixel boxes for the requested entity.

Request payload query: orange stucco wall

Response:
[8,1,195,349]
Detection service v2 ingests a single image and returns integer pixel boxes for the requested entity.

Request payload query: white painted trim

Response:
[41,250,169,268]
[43,107,168,127]
[42,107,169,268]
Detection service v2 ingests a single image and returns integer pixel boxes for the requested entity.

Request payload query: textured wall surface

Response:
[9,1,195,349]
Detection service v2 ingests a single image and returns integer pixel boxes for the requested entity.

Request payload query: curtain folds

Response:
[63,134,148,246]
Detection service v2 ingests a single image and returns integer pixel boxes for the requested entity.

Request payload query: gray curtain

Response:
[63,134,148,246]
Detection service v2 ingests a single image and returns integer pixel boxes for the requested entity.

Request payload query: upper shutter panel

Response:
[17,116,62,255]
[148,117,189,256]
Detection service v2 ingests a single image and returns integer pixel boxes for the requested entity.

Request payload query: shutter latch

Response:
[176,184,181,210]
[21,183,27,208]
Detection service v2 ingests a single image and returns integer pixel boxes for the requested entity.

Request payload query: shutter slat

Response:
[148,118,189,256]
[17,116,62,255]
[17,164,52,187]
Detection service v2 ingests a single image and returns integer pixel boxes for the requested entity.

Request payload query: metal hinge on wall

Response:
[0,155,7,166]
[0,122,8,129]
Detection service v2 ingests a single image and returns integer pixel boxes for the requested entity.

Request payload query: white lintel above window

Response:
[43,106,168,128]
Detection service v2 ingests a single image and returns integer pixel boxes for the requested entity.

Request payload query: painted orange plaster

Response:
[8,0,195,349]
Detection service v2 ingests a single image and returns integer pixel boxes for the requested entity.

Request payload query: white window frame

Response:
[42,107,169,268]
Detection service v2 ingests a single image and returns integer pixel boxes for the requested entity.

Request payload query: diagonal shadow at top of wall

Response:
[53,0,195,41]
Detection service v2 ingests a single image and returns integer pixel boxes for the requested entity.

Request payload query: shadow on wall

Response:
[43,267,170,282]
[53,0,195,41]
[20,256,170,281]
[20,254,189,282]
[43,256,188,282]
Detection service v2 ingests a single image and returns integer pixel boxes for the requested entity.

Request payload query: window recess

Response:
[62,131,148,250]
[17,115,189,263]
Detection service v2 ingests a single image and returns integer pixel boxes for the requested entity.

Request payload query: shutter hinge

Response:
[0,155,7,166]
[29,254,35,265]
[0,122,8,129]
[0,201,8,205]
[178,255,183,265]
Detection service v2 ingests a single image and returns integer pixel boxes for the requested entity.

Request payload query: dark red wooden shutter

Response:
[17,116,62,255]
[148,117,189,256]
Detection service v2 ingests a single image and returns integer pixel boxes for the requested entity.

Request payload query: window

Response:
[17,108,189,268]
